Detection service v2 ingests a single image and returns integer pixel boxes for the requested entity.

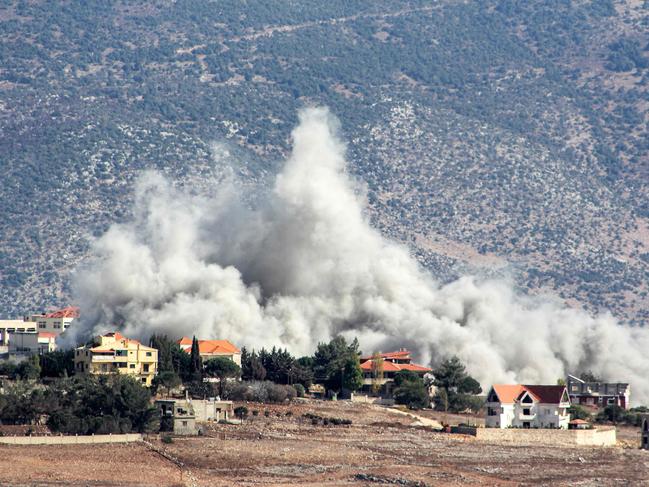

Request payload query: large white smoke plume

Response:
[72,107,649,403]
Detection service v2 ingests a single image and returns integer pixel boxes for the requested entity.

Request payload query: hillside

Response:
[0,0,647,324]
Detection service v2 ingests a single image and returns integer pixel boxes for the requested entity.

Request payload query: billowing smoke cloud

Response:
[71,107,649,403]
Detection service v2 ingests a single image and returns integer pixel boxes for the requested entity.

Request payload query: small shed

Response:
[156,399,197,436]
[568,419,590,430]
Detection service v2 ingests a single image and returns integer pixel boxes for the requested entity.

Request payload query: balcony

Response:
[91,355,117,362]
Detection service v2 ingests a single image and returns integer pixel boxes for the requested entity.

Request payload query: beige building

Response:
[28,306,79,336]
[74,332,158,386]
[0,320,38,347]
[7,331,57,358]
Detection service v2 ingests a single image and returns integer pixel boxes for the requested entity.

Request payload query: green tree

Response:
[152,370,182,396]
[204,357,241,398]
[16,355,41,380]
[40,350,74,378]
[394,379,430,409]
[433,357,482,413]
[313,336,363,393]
[189,336,202,382]
[568,404,591,421]
[394,370,420,387]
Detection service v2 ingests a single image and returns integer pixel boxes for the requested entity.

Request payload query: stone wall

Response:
[0,433,143,445]
[474,428,616,447]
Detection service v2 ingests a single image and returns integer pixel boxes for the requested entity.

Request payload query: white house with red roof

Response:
[177,337,242,366]
[28,306,79,335]
[485,384,571,429]
[359,349,431,396]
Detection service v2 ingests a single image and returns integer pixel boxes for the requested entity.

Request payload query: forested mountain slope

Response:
[0,0,647,323]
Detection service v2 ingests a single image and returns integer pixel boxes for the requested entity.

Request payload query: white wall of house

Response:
[487,401,569,429]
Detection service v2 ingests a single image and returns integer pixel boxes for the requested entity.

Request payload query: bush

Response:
[226,381,297,403]
[234,406,249,421]
[293,383,305,397]
[252,410,259,416]
[161,435,174,444]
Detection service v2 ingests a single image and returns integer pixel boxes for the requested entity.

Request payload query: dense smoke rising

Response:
[71,107,649,403]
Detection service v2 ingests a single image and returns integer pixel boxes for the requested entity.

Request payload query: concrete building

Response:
[566,374,630,410]
[189,398,234,422]
[156,399,197,435]
[177,337,241,366]
[74,332,158,386]
[358,350,431,397]
[28,306,79,336]
[0,319,37,347]
[7,331,57,358]
[485,384,571,429]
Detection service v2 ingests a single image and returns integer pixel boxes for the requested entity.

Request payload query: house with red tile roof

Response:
[177,337,242,366]
[485,384,571,429]
[358,349,431,397]
[27,306,79,336]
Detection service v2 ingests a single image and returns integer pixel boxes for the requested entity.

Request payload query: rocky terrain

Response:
[0,0,647,324]
[0,400,647,486]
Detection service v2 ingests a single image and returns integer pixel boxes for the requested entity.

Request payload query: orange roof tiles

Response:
[360,350,411,361]
[38,332,56,339]
[177,337,240,355]
[359,359,431,373]
[492,384,569,405]
[44,306,80,319]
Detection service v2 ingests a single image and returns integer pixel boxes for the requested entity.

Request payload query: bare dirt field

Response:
[1,400,648,486]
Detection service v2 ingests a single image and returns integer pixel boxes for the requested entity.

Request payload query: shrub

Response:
[293,383,305,397]
[161,435,174,444]
[252,410,259,416]
[234,406,249,421]
[264,410,270,417]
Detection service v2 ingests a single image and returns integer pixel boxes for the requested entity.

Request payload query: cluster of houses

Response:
[0,306,643,441]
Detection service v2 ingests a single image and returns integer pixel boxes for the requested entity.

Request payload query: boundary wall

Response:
[473,428,616,447]
[0,433,142,445]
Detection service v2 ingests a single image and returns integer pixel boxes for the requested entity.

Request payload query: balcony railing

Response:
[91,355,117,362]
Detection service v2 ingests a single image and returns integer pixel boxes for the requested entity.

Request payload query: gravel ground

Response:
[1,400,648,486]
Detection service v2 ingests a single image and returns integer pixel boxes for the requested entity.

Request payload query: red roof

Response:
[38,332,56,339]
[491,384,569,405]
[359,359,431,373]
[360,350,411,361]
[44,306,80,319]
[178,337,240,355]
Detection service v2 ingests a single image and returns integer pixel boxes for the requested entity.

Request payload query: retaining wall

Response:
[474,428,616,447]
[0,433,143,445]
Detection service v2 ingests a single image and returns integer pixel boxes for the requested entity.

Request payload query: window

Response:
[38,324,46,329]
[607,398,615,405]
[53,324,61,329]
[141,378,147,384]
[129,364,135,369]
[146,352,152,357]
[143,364,150,372]
[182,421,188,427]
[523,408,531,416]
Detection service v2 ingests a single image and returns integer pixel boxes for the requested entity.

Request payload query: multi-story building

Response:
[7,331,57,358]
[485,384,571,429]
[74,332,158,386]
[28,306,79,336]
[0,319,37,348]
[358,350,431,396]
[177,337,241,366]
[566,374,630,410]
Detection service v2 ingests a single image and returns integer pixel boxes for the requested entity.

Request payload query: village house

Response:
[485,384,571,429]
[156,398,197,435]
[358,350,431,397]
[74,332,158,386]
[27,306,79,336]
[566,374,630,410]
[177,337,242,366]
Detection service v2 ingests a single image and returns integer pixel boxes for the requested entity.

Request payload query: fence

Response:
[473,428,616,447]
[0,433,143,445]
